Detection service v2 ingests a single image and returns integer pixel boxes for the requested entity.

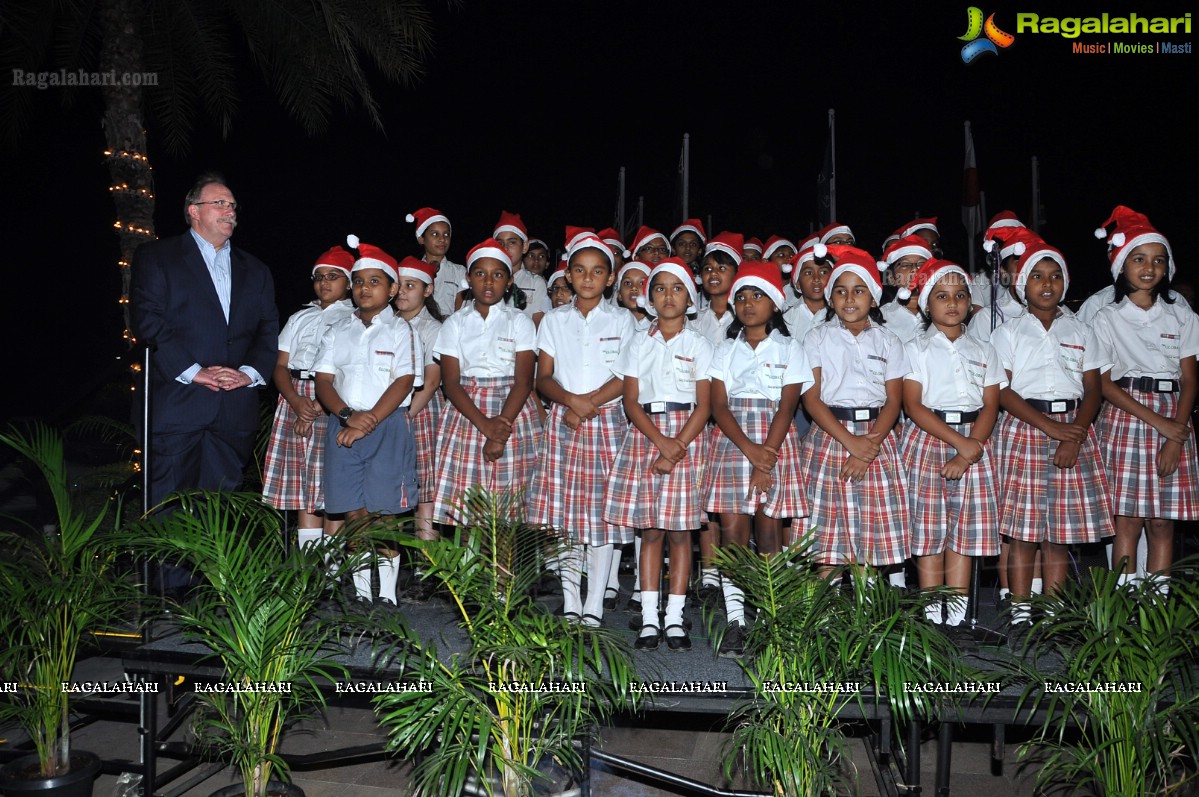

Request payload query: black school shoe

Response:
[634,625,662,650]
[718,622,746,658]
[664,624,691,652]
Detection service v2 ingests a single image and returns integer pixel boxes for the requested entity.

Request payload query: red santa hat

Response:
[985,210,1025,236]
[527,238,548,250]
[985,225,1042,262]
[465,238,513,273]
[1095,205,1175,281]
[703,231,744,266]
[1013,238,1069,302]
[897,217,939,239]
[671,218,708,243]
[898,258,971,312]
[817,221,855,245]
[346,234,398,281]
[617,260,652,287]
[567,233,616,270]
[596,227,625,251]
[406,207,450,239]
[823,245,883,304]
[729,261,786,312]
[397,255,437,284]
[565,225,596,250]
[547,263,569,289]
[762,235,798,265]
[638,257,699,316]
[626,226,671,259]
[788,239,827,288]
[312,245,355,279]
[492,211,529,242]
[881,235,934,269]
[743,236,764,256]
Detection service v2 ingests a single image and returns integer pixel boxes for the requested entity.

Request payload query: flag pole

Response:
[681,133,690,221]
[828,109,837,221]
[617,167,627,241]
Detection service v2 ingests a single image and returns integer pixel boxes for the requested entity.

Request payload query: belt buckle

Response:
[1050,401,1067,413]
[1157,380,1174,392]
[943,411,962,424]
[853,408,871,422]
[649,401,666,414]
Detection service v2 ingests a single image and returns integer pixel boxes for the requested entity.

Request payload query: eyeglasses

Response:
[312,272,346,283]
[638,245,669,256]
[193,199,239,211]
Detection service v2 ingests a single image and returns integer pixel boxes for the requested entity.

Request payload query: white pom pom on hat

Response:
[346,233,360,250]
[406,214,416,223]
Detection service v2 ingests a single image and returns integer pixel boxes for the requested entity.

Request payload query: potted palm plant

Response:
[129,491,376,797]
[372,487,641,797]
[1010,565,1199,796]
[710,541,972,796]
[0,423,141,797]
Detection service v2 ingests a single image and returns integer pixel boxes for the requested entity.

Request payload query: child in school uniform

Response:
[898,259,1003,630]
[627,226,671,266]
[670,218,708,272]
[798,245,911,570]
[990,236,1114,627]
[782,242,831,344]
[314,237,422,606]
[605,258,713,651]
[431,239,543,525]
[493,211,552,326]
[879,235,934,346]
[691,232,745,599]
[816,222,856,247]
[616,261,653,330]
[392,256,445,593]
[707,261,813,656]
[264,246,356,546]
[527,234,636,626]
[547,263,573,308]
[407,207,464,319]
[1091,206,1199,592]
[762,236,797,275]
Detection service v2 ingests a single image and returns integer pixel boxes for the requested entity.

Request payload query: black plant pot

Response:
[0,751,101,797]
[207,781,305,797]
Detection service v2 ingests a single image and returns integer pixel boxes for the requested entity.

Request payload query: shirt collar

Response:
[189,227,230,256]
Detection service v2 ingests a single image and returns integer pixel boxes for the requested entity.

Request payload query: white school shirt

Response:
[991,309,1092,400]
[405,306,443,369]
[804,319,910,407]
[782,282,802,310]
[709,330,814,401]
[690,305,735,345]
[431,257,466,319]
[278,299,355,371]
[880,299,922,345]
[537,299,635,403]
[1077,284,1191,325]
[512,267,552,319]
[782,301,826,344]
[315,310,422,411]
[1090,298,1199,379]
[433,301,537,378]
[970,271,994,308]
[904,326,1005,411]
[967,290,1024,342]
[612,323,714,405]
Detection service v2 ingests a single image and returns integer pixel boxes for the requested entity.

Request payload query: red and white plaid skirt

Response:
[263,378,327,512]
[431,376,544,525]
[410,391,444,504]
[704,398,808,519]
[1095,388,1199,520]
[603,408,708,532]
[899,420,999,557]
[796,417,909,566]
[526,402,632,545]
[992,410,1114,544]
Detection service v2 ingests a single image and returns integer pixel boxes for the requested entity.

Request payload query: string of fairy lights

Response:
[105,147,156,400]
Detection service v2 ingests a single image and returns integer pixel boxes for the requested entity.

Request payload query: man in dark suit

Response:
[131,173,278,526]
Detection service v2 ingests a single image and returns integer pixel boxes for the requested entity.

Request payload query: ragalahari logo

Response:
[959,7,1016,62]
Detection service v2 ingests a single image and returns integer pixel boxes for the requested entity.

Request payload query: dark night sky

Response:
[2,0,1195,420]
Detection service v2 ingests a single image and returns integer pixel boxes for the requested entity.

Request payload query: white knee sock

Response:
[664,594,687,637]
[606,546,622,594]
[945,594,968,627]
[1031,577,1043,595]
[352,561,373,601]
[701,567,720,588]
[297,528,323,550]
[888,569,907,589]
[583,545,615,620]
[640,591,660,635]
[722,575,745,625]
[924,600,943,624]
[377,554,401,604]
[559,545,583,617]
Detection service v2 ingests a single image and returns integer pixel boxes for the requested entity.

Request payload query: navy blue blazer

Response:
[130,232,279,436]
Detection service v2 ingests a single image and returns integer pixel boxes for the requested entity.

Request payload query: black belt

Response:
[829,406,880,422]
[289,368,317,380]
[1026,398,1079,414]
[933,409,980,424]
[1118,376,1179,393]
[641,401,695,414]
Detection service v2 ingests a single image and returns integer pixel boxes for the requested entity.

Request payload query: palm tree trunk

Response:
[97,0,155,342]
